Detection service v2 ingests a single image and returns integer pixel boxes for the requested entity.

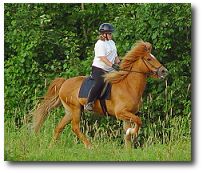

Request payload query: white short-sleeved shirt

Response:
[92,40,118,72]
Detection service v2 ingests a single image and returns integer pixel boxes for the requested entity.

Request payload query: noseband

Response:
[141,57,164,76]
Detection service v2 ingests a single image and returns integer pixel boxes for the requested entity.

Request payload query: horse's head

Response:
[137,42,168,79]
[105,41,168,83]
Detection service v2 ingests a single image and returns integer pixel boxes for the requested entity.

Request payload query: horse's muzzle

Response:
[157,66,168,79]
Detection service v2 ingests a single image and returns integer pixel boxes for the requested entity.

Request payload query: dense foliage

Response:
[4,3,191,144]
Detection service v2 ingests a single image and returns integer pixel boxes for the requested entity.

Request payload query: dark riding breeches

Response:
[87,66,106,103]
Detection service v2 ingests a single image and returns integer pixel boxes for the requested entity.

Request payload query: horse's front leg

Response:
[123,121,131,148]
[118,111,142,148]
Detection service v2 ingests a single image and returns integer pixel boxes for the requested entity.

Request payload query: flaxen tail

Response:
[32,78,66,133]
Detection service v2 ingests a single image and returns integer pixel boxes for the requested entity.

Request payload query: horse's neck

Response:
[125,71,147,99]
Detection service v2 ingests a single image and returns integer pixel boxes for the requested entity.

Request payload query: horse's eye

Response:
[147,58,151,61]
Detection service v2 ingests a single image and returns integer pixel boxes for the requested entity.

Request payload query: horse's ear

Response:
[144,45,148,52]
[144,42,152,53]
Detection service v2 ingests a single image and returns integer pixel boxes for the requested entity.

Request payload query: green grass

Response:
[4,82,191,162]
[4,121,191,162]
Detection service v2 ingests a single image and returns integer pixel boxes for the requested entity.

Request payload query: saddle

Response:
[78,76,111,115]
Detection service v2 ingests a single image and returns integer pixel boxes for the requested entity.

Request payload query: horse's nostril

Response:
[158,67,168,78]
[162,68,168,73]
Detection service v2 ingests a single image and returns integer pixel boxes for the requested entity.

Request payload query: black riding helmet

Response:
[99,23,114,33]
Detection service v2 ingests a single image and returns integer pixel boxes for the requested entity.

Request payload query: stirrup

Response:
[135,111,142,116]
[84,102,94,111]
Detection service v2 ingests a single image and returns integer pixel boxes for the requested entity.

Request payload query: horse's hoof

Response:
[85,144,93,149]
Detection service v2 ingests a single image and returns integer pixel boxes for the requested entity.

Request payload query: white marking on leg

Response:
[126,127,137,135]
[131,128,136,135]
[126,128,132,135]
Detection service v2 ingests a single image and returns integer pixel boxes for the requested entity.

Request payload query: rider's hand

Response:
[112,64,120,71]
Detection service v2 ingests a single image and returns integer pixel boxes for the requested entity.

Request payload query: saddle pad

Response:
[78,77,111,100]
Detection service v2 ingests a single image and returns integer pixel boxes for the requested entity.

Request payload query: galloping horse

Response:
[32,40,168,148]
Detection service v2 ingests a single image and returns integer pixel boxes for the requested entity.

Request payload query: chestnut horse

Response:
[32,41,168,148]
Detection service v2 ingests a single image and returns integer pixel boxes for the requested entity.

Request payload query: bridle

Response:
[119,57,164,77]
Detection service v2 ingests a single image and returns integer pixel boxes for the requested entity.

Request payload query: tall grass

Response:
[4,116,191,161]
[4,81,191,161]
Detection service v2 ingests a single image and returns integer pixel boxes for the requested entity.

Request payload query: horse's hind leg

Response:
[71,107,92,149]
[49,111,72,148]
[53,110,72,141]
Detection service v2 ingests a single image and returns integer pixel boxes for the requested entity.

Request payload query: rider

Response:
[84,23,120,111]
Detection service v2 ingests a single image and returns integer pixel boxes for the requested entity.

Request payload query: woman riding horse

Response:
[84,23,120,111]
[32,40,168,149]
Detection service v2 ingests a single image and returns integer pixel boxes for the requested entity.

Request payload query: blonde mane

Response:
[104,40,152,83]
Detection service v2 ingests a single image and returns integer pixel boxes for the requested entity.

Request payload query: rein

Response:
[119,68,152,75]
[119,58,162,76]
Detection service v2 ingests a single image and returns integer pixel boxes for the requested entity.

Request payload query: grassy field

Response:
[4,84,191,162]
[4,117,191,162]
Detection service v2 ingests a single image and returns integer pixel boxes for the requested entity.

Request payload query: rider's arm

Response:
[114,56,121,64]
[99,56,113,67]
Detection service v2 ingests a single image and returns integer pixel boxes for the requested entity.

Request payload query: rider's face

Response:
[103,32,112,40]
